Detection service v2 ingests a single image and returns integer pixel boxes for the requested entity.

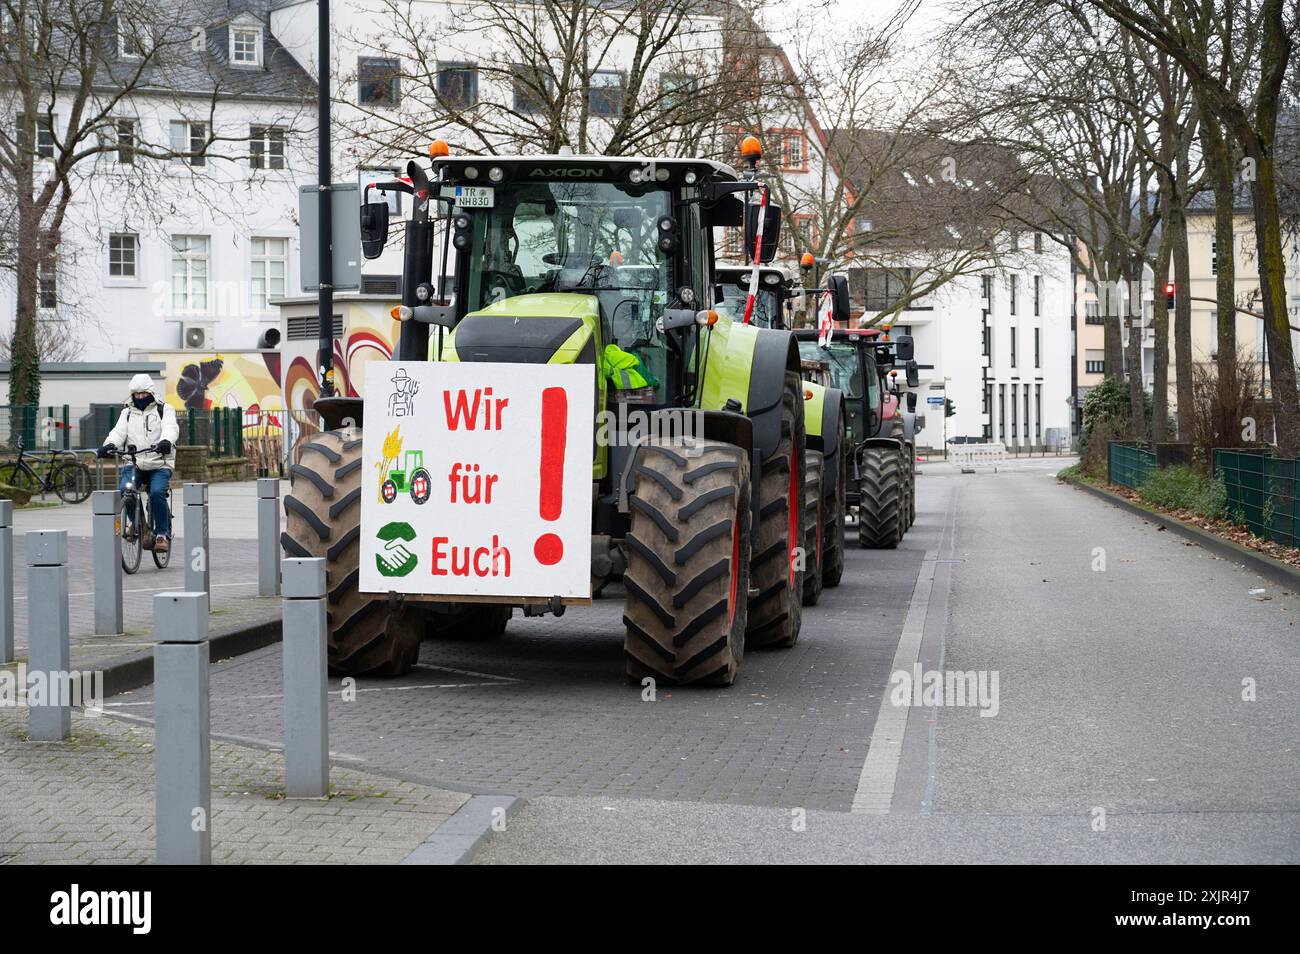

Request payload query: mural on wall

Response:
[282,314,400,413]
[149,351,284,415]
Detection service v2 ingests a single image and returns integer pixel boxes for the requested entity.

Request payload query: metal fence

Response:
[1108,442,1158,490]
[1215,448,1299,548]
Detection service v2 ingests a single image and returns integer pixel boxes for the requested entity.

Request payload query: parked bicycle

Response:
[0,438,92,504]
[111,445,173,573]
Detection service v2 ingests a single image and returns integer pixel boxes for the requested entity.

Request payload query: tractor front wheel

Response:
[283,430,421,675]
[822,432,847,587]
[623,439,751,686]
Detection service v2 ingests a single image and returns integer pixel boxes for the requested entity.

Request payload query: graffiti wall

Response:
[281,304,401,414]
[146,351,284,414]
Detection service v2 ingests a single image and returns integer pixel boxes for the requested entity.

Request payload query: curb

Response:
[102,615,281,699]
[1064,477,1300,592]
[401,795,524,865]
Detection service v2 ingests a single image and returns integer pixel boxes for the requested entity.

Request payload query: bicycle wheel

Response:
[55,461,92,504]
[152,521,171,569]
[0,462,36,496]
[120,498,143,574]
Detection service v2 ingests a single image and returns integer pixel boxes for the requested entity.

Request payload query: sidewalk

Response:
[5,480,286,681]
[0,705,469,864]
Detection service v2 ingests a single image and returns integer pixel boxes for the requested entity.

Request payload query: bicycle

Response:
[0,438,92,504]
[111,445,173,574]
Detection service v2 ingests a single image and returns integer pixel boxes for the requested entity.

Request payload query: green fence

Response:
[1,404,244,457]
[1215,449,1299,548]
[1108,442,1157,490]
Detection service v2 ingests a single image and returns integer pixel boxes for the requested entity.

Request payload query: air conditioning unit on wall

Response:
[180,321,215,350]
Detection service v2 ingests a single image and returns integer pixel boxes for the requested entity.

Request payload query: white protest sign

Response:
[360,361,594,600]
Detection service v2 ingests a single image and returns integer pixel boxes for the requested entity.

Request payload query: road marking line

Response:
[851,548,937,815]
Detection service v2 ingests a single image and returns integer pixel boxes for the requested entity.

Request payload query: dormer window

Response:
[231,26,261,66]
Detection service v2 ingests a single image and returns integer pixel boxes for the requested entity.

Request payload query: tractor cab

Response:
[713,266,801,329]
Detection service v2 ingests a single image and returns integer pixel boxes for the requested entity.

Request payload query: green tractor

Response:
[794,322,917,549]
[715,263,849,601]
[380,449,433,505]
[282,137,821,686]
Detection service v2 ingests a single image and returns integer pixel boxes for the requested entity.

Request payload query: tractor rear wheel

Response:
[282,429,422,675]
[822,430,847,587]
[858,444,903,549]
[802,449,824,606]
[623,439,751,686]
[746,372,806,649]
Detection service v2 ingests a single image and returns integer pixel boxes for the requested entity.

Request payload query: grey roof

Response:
[104,0,313,102]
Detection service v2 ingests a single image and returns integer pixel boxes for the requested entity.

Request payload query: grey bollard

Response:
[154,592,211,864]
[183,483,210,605]
[0,500,12,664]
[257,478,281,597]
[27,530,70,741]
[282,558,329,797]
[92,491,123,635]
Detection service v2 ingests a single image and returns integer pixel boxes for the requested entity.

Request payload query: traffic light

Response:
[1165,282,1175,310]
[945,398,956,418]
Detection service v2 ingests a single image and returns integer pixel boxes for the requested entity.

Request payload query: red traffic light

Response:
[1164,282,1175,308]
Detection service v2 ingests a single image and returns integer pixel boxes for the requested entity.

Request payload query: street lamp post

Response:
[316,0,334,398]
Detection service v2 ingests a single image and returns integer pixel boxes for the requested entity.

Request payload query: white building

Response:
[0,0,315,372]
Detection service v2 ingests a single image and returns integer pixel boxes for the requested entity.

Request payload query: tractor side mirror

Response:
[906,359,919,389]
[744,201,783,264]
[894,334,915,363]
[906,391,917,413]
[360,201,390,259]
[826,274,850,324]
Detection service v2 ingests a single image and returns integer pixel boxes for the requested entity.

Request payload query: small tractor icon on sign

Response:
[381,449,433,505]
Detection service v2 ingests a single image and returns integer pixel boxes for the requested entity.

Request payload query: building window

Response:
[1085,301,1103,325]
[588,70,625,117]
[119,24,145,59]
[1010,327,1017,367]
[983,383,990,414]
[1033,274,1041,316]
[512,65,553,114]
[1035,385,1042,441]
[231,27,261,66]
[109,233,139,279]
[113,118,136,164]
[1034,231,1043,254]
[170,120,207,166]
[661,73,697,110]
[792,213,817,253]
[981,274,991,301]
[982,323,991,357]
[998,385,1006,440]
[1085,359,1105,374]
[437,62,478,109]
[171,235,210,312]
[864,268,910,311]
[1010,383,1018,439]
[1211,239,1217,276]
[1024,388,1030,438]
[781,131,806,171]
[250,237,287,312]
[18,115,56,159]
[250,125,285,170]
[358,57,401,107]
[1009,274,1018,315]
[1034,327,1041,367]
[37,260,57,310]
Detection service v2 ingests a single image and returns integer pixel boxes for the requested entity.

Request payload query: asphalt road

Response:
[105,457,1300,863]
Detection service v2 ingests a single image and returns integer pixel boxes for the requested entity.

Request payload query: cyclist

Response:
[98,374,179,552]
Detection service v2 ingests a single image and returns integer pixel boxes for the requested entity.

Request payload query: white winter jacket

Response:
[104,397,180,471]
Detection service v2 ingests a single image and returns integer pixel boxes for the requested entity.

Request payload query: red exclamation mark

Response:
[534,386,567,566]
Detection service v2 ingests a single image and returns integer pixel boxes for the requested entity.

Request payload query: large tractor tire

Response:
[427,605,512,641]
[746,372,807,649]
[623,439,752,686]
[281,429,422,676]
[858,444,903,549]
[889,416,911,538]
[802,449,824,607]
[822,430,847,587]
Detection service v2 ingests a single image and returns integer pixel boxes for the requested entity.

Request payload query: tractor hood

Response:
[441,293,599,365]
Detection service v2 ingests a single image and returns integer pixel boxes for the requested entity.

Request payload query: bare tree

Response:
[0,0,312,405]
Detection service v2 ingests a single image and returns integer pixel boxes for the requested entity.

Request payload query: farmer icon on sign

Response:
[388,368,420,417]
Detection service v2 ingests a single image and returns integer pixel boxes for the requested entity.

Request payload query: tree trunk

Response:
[1125,261,1146,439]
[1102,258,1125,380]
[1250,152,1300,454]
[9,169,41,410]
[1170,199,1194,440]
[1203,118,1238,369]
